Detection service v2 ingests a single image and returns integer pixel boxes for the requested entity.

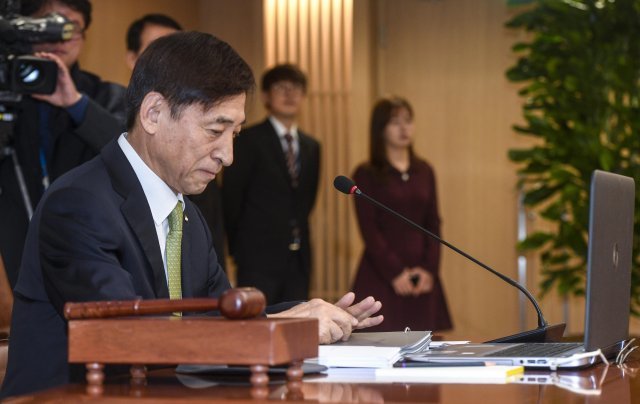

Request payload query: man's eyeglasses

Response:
[271,82,304,94]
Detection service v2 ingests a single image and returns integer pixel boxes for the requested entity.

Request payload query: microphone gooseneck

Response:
[334,175,548,330]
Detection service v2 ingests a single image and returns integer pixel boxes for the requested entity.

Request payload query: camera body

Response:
[0,3,73,149]
[1,11,73,98]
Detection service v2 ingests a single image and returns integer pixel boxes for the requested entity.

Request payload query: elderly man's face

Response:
[146,93,246,195]
[31,1,86,69]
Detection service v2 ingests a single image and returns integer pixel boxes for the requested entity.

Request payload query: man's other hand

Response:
[269,293,383,344]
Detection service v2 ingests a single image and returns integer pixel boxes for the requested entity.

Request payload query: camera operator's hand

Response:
[31,52,82,108]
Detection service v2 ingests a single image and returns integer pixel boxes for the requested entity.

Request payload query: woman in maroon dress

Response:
[352,97,452,332]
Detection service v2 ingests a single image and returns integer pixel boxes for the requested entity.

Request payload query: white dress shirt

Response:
[118,133,184,284]
[269,115,299,158]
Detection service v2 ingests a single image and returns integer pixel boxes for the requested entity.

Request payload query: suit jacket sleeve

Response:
[189,202,232,296]
[221,132,255,258]
[74,82,127,152]
[38,186,138,314]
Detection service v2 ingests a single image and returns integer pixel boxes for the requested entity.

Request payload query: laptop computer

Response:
[409,170,635,369]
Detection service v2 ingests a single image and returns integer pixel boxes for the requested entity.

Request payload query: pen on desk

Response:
[394,361,488,368]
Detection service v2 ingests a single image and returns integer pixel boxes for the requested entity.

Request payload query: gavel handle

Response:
[64,288,266,320]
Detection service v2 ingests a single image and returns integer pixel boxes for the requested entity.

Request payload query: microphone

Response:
[334,175,564,343]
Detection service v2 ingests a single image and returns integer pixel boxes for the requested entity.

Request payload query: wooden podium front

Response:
[64,289,318,399]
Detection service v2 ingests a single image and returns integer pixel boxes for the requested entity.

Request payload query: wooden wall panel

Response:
[263,0,354,301]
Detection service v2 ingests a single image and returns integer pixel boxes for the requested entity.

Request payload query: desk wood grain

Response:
[5,356,639,403]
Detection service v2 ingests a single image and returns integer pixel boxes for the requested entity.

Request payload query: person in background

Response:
[0,0,126,288]
[222,64,321,305]
[125,13,182,69]
[351,96,451,332]
[1,32,382,399]
[125,13,226,270]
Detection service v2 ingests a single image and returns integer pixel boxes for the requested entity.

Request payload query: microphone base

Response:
[485,323,566,343]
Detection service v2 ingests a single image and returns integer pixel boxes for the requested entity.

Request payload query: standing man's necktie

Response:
[167,202,183,304]
[284,133,298,188]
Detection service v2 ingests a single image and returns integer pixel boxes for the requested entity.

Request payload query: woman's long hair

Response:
[369,96,415,180]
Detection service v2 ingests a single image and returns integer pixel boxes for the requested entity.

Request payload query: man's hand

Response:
[334,292,383,330]
[31,52,82,108]
[269,293,383,344]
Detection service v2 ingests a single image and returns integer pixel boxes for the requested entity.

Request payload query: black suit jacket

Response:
[0,139,230,398]
[0,64,126,288]
[222,119,320,282]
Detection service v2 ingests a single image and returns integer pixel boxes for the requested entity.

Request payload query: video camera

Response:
[1,6,74,98]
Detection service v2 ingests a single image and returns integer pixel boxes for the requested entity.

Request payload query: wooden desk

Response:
[6,354,639,403]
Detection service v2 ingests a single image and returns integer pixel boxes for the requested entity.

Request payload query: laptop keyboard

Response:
[489,343,583,358]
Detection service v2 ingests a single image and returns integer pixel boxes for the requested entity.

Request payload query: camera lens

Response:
[9,56,58,95]
[18,62,43,88]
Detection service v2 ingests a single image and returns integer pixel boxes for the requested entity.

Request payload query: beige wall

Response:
[80,0,200,87]
[352,0,529,339]
[76,0,637,339]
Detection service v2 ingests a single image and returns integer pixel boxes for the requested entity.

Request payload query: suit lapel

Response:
[101,140,170,298]
[180,202,193,298]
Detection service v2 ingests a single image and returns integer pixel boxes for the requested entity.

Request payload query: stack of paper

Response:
[316,345,403,368]
[316,331,432,368]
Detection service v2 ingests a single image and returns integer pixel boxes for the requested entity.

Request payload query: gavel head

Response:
[219,287,266,319]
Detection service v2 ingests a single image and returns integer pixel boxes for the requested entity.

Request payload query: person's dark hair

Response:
[126,13,183,53]
[369,96,415,178]
[21,0,92,29]
[126,31,255,130]
[261,63,307,93]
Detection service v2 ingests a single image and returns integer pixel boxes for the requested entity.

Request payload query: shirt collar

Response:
[118,133,184,225]
[269,116,298,141]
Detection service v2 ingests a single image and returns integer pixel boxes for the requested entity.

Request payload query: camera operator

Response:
[0,0,126,288]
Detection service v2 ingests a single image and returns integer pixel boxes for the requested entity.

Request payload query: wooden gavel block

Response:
[64,288,319,398]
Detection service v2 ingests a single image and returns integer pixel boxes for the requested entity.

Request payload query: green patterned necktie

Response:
[167,201,183,301]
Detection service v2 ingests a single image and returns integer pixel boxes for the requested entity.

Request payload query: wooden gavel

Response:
[64,287,266,320]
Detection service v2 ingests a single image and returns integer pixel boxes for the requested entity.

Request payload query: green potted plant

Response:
[505,0,640,314]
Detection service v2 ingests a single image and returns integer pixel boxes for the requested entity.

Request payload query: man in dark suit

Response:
[223,64,320,305]
[125,13,227,271]
[1,32,382,399]
[0,0,126,288]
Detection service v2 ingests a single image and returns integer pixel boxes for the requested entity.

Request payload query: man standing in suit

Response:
[0,0,126,288]
[223,64,320,305]
[124,13,227,271]
[1,32,382,398]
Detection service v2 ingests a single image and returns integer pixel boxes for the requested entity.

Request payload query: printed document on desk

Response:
[375,365,525,384]
[316,331,432,368]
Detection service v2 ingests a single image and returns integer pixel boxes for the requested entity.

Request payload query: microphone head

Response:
[334,175,358,195]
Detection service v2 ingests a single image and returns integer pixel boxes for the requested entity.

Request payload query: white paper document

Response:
[317,345,402,368]
[316,331,432,368]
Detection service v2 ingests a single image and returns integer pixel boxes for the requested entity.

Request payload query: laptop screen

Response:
[584,170,634,352]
